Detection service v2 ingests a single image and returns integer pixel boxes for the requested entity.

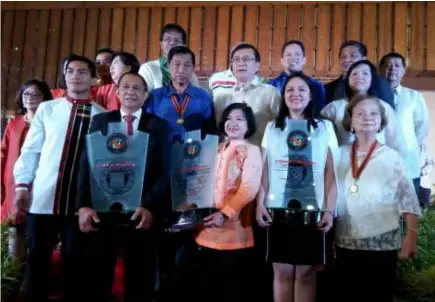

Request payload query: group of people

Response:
[1,22,432,302]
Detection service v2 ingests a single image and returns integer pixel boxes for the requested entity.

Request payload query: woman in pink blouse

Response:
[195,102,263,302]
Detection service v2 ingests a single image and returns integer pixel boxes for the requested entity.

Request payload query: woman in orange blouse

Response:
[1,79,52,260]
[95,51,141,111]
[195,102,262,302]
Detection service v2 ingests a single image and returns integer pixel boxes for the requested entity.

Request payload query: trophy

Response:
[168,130,219,231]
[265,119,325,265]
[86,122,149,226]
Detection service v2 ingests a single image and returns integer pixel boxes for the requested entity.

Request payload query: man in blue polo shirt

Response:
[269,40,326,111]
[145,45,216,143]
[143,45,216,302]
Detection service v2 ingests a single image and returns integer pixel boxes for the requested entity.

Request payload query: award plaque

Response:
[168,130,219,231]
[265,119,325,265]
[86,122,149,225]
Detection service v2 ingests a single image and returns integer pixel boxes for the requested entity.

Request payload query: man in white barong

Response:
[138,23,200,92]
[379,52,430,196]
[13,55,106,302]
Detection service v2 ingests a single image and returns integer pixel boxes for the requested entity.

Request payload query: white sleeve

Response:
[413,92,429,144]
[383,101,407,159]
[191,73,201,88]
[138,63,155,92]
[13,104,46,185]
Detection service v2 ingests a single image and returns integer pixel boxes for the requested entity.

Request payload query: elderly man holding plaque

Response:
[256,73,338,302]
[76,72,170,302]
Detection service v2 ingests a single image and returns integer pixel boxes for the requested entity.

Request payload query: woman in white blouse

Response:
[321,60,406,158]
[256,73,338,302]
[335,94,421,302]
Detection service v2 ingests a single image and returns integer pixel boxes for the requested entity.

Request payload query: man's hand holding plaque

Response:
[131,206,153,230]
[79,207,101,233]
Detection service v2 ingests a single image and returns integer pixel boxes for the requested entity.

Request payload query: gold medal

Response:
[350,184,359,193]
[176,118,184,124]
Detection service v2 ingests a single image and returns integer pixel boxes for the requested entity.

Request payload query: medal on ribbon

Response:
[170,94,190,125]
[350,140,378,193]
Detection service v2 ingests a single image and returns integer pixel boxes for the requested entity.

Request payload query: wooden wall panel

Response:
[2,1,435,113]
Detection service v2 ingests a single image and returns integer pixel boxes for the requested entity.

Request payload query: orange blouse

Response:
[195,140,263,250]
[95,83,120,111]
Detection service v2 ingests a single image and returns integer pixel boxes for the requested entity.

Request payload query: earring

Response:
[351,127,355,134]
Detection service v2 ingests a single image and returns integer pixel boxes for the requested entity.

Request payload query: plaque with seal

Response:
[86,122,149,224]
[265,119,325,265]
[168,130,219,231]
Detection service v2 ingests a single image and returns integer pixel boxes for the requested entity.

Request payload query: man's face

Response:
[168,53,194,86]
[281,43,306,73]
[380,57,405,85]
[339,45,365,75]
[231,48,259,82]
[65,60,92,93]
[160,30,184,57]
[95,52,112,78]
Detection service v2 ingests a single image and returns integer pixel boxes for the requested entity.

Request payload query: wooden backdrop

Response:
[2,1,435,114]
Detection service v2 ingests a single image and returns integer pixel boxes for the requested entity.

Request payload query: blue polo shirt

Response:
[269,72,327,110]
[144,84,213,143]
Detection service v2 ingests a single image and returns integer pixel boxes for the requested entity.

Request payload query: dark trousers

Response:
[82,223,157,302]
[252,223,273,302]
[196,247,256,302]
[24,214,83,302]
[419,187,431,208]
[156,230,198,302]
[335,247,398,302]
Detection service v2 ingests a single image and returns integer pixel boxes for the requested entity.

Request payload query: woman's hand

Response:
[399,231,418,259]
[256,202,272,227]
[204,211,228,228]
[317,211,334,232]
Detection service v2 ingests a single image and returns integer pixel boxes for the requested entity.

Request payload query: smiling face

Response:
[110,56,131,84]
[224,108,248,140]
[281,43,306,73]
[160,30,185,57]
[348,63,372,95]
[351,98,382,135]
[116,73,148,112]
[284,76,311,117]
[340,45,365,76]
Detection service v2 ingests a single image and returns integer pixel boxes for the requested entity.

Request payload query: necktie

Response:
[159,56,171,87]
[124,114,136,135]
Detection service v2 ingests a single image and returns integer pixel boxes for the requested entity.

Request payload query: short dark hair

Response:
[65,54,96,78]
[230,43,261,62]
[15,79,53,114]
[339,40,367,58]
[117,72,148,92]
[342,94,388,132]
[281,40,305,57]
[167,46,196,66]
[96,47,114,57]
[160,23,187,44]
[56,53,79,89]
[111,51,140,74]
[344,60,381,99]
[379,52,406,69]
[275,72,320,131]
[218,103,257,139]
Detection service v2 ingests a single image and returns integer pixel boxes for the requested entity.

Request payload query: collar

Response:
[120,108,142,120]
[66,96,91,105]
[393,84,403,96]
[165,83,196,97]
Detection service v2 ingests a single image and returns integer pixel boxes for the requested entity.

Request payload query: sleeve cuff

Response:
[15,183,30,191]
[220,205,236,220]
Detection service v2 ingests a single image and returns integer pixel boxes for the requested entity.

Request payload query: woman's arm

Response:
[323,148,337,214]
[220,146,263,219]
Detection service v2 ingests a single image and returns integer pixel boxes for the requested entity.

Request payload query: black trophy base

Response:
[167,208,216,231]
[94,212,139,228]
[267,209,326,265]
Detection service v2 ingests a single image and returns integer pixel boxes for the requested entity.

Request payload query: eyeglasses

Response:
[231,56,256,64]
[95,59,111,66]
[162,37,183,45]
[23,93,42,98]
